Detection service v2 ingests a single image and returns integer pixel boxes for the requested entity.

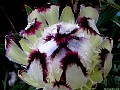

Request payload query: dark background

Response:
[0,0,50,43]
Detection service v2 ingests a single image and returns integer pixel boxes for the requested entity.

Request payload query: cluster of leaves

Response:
[96,0,120,89]
[0,0,120,89]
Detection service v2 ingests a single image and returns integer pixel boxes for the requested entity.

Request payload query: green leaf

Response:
[112,20,120,27]
[97,6,118,27]
[3,71,8,90]
[117,43,120,48]
[24,4,32,15]
[106,0,120,11]
[0,44,4,55]
[10,82,35,90]
[49,0,58,4]
[28,86,36,90]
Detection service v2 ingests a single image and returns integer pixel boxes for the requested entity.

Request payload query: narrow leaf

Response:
[106,0,120,11]
[0,44,4,55]
[97,7,118,27]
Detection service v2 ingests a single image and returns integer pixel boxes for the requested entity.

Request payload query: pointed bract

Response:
[5,40,27,65]
[18,70,42,88]
[79,5,99,23]
[28,9,47,28]
[42,5,59,26]
[19,38,32,53]
[60,6,75,23]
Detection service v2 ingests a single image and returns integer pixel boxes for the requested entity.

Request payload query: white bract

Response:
[5,4,113,90]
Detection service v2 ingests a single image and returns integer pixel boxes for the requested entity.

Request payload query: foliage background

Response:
[0,0,120,90]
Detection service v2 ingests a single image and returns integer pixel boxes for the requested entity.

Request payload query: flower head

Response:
[5,4,113,90]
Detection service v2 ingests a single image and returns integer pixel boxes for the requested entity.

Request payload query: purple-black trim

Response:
[44,25,83,58]
[77,16,98,35]
[5,32,14,50]
[98,48,109,70]
[27,50,48,83]
[54,51,87,88]
[37,4,51,13]
[5,32,22,55]
[37,4,59,13]
[106,37,112,44]
[44,34,54,42]
[20,19,42,36]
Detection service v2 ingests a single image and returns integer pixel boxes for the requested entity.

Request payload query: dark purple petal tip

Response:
[53,51,87,88]
[61,51,87,76]
[5,32,15,54]
[37,4,59,13]
[20,19,42,36]
[37,4,51,13]
[27,50,48,83]
[98,48,109,69]
[77,16,98,35]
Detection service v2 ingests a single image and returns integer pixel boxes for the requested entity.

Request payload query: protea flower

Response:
[5,3,113,90]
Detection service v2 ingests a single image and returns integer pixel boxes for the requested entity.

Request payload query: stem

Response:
[1,6,17,33]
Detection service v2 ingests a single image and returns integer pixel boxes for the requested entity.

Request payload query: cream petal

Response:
[66,65,87,89]
[5,40,27,65]
[103,53,112,77]
[18,70,42,88]
[98,37,113,51]
[27,49,54,89]
[79,5,99,23]
[89,51,100,72]
[77,39,93,68]
[90,34,103,49]
[42,5,59,26]
[28,60,41,80]
[19,38,32,53]
[60,6,75,23]
[38,39,58,57]
[59,22,78,34]
[51,48,66,81]
[88,19,100,34]
[24,35,39,48]
[19,34,39,49]
[28,9,47,27]
[68,38,93,69]
[35,28,44,38]
[89,66,103,83]
[51,59,62,81]
[27,60,45,87]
